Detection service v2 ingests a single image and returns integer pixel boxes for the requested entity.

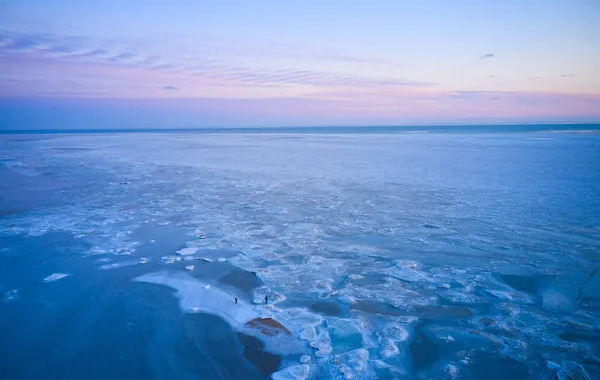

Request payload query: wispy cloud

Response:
[480,53,495,59]
[530,77,542,81]
[0,30,432,90]
[488,75,495,78]
[561,74,576,78]
[163,86,179,90]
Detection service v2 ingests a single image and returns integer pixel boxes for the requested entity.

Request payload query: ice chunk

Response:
[299,355,311,364]
[217,257,227,262]
[384,261,426,282]
[312,342,332,356]
[139,258,148,264]
[443,364,459,377]
[547,361,561,370]
[3,289,19,302]
[162,255,181,264]
[98,260,138,270]
[328,318,363,354]
[331,348,370,379]
[300,325,317,341]
[43,273,70,282]
[185,265,195,271]
[176,247,198,256]
[272,364,310,380]
[264,251,279,261]
[377,324,410,358]
[345,348,369,373]
[542,287,573,312]
[28,229,48,237]
[348,274,365,281]
[113,247,136,255]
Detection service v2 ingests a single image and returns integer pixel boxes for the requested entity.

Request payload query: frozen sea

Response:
[1,126,599,379]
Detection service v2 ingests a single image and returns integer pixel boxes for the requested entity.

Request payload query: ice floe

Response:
[272,364,310,380]
[43,273,70,282]
[176,247,198,255]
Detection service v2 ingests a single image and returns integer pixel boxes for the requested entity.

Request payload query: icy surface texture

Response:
[1,131,599,379]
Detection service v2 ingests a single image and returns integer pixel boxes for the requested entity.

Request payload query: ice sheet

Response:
[2,131,599,379]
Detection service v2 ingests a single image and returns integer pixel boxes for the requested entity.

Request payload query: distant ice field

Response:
[1,131,599,379]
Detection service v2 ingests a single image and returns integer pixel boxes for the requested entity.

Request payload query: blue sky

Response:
[1,0,599,129]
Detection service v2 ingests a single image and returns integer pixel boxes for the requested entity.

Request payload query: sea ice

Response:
[176,247,198,255]
[162,255,181,264]
[3,289,19,302]
[299,355,311,364]
[443,364,459,377]
[328,318,364,354]
[134,271,260,327]
[98,260,138,270]
[43,273,70,282]
[300,325,317,341]
[271,364,310,380]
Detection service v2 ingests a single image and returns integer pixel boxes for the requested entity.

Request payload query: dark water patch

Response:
[0,265,268,380]
[282,255,305,265]
[0,210,22,217]
[415,305,473,320]
[310,301,345,317]
[166,213,188,223]
[497,273,555,295]
[557,328,600,344]
[438,295,493,314]
[0,167,70,212]
[237,333,282,377]
[328,319,363,354]
[351,300,404,317]
[579,267,600,303]
[130,221,190,256]
[409,325,440,371]
[219,268,263,296]
[580,250,600,263]
[0,231,90,286]
[278,294,350,317]
[460,350,532,380]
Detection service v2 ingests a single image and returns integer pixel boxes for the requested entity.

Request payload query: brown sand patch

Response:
[246,318,291,337]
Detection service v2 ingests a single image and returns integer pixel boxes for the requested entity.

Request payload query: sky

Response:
[1,0,599,129]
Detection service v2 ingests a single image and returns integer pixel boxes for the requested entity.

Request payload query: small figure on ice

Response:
[265,295,268,304]
[235,297,238,304]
